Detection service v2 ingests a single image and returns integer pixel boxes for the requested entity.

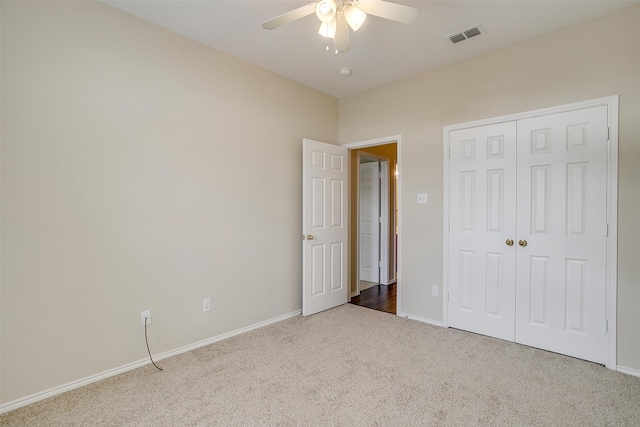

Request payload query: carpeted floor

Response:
[2,304,639,426]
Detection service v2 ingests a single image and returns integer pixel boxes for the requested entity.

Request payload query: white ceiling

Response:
[103,1,638,98]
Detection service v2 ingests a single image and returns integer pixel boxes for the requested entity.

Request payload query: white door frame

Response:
[442,96,618,369]
[379,160,390,285]
[358,158,382,285]
[357,153,391,289]
[343,135,402,314]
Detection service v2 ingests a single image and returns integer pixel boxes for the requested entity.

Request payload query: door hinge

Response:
[607,127,610,141]
[379,216,382,223]
[378,260,382,268]
[448,220,451,230]
[448,145,451,158]
[447,291,450,303]
[606,223,609,237]
[605,319,609,333]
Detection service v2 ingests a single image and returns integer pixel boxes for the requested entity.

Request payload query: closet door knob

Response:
[506,239,514,246]
[518,239,528,247]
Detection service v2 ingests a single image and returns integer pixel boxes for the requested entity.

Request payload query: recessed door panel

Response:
[528,256,549,326]
[485,252,503,317]
[460,172,476,232]
[565,258,587,333]
[330,242,343,292]
[487,170,504,233]
[311,244,325,296]
[312,177,325,229]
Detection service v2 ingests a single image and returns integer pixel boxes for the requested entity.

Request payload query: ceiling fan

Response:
[261,0,421,54]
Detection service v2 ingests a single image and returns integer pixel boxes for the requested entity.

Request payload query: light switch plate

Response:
[417,193,428,204]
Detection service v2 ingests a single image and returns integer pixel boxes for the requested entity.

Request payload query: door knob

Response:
[506,239,514,246]
[306,234,315,240]
[518,239,528,247]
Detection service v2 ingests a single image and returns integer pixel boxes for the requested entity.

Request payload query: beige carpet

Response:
[2,304,639,426]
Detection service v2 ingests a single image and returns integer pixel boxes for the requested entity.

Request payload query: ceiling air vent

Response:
[446,23,486,45]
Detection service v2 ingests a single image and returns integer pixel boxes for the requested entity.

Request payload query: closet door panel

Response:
[448,122,517,341]
[515,106,608,364]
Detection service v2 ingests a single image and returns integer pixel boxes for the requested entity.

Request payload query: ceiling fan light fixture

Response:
[316,0,337,23]
[318,18,337,38]
[343,5,367,31]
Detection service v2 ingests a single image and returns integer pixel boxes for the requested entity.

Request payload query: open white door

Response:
[302,139,348,316]
[359,162,380,283]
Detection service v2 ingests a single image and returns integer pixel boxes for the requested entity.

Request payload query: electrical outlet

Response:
[141,310,151,326]
[203,298,211,312]
[432,285,439,297]
[417,193,428,204]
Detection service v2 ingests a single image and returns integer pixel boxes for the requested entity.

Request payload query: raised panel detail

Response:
[311,150,325,169]
[529,256,549,325]
[311,244,325,296]
[531,165,550,235]
[460,172,476,231]
[460,139,476,161]
[567,123,588,151]
[487,169,504,233]
[485,252,502,317]
[566,162,587,236]
[459,251,475,311]
[311,177,325,229]
[361,234,373,269]
[487,136,504,159]
[330,179,343,228]
[565,259,586,333]
[531,129,551,154]
[330,243,343,291]
[330,154,343,171]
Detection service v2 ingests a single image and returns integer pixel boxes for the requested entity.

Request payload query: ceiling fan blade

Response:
[334,13,351,53]
[262,2,318,30]
[358,0,420,24]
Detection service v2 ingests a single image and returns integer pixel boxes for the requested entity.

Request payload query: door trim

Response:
[357,158,383,286]
[442,96,618,369]
[356,153,391,290]
[343,135,402,315]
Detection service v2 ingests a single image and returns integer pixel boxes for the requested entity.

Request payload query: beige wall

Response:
[2,0,639,409]
[339,6,640,370]
[0,1,337,404]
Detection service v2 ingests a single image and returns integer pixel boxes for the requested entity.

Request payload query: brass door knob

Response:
[506,239,514,246]
[518,239,528,247]
[306,234,315,240]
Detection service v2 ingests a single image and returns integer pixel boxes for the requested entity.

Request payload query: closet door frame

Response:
[442,95,618,370]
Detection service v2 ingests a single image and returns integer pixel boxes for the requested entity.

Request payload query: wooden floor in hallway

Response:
[349,283,396,315]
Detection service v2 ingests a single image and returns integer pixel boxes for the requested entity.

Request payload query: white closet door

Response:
[448,122,517,341]
[515,106,608,364]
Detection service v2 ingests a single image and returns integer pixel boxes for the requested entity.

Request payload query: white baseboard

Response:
[617,366,640,378]
[397,311,444,327]
[0,310,301,415]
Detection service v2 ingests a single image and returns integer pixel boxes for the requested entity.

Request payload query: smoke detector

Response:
[339,67,352,77]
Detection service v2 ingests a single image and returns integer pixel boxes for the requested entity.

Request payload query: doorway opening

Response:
[344,139,399,315]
